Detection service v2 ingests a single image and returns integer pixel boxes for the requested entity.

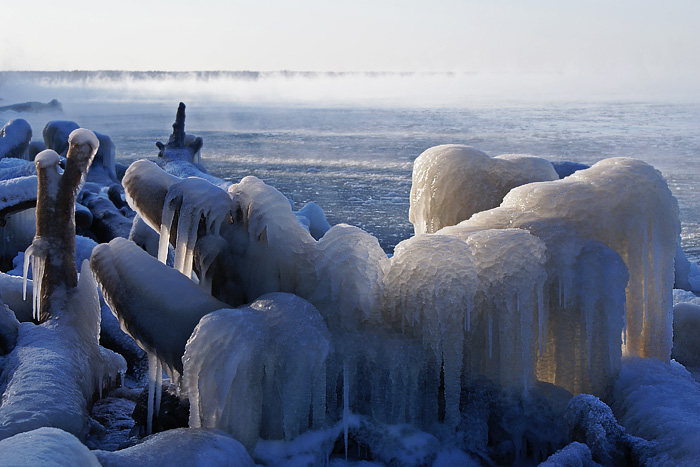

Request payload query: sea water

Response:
[2,71,699,260]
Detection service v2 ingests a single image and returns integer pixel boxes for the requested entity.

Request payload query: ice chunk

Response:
[672,303,700,368]
[0,119,32,160]
[183,293,330,452]
[409,145,558,234]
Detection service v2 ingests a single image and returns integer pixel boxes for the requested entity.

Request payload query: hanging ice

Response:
[183,293,330,452]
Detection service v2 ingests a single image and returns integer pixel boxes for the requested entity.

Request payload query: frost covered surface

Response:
[409,144,558,234]
[0,262,125,441]
[613,358,700,466]
[93,428,254,467]
[539,442,598,467]
[0,427,101,466]
[0,176,37,213]
[184,293,330,452]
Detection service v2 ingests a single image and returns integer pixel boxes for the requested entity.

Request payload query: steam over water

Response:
[2,71,699,259]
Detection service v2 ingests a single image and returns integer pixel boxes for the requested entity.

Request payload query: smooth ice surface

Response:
[184,293,330,452]
[409,144,558,234]
[90,237,228,380]
[93,428,254,467]
[671,303,700,368]
[0,427,101,466]
[614,357,700,466]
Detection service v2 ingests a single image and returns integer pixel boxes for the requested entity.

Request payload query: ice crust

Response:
[409,145,558,234]
[183,293,330,452]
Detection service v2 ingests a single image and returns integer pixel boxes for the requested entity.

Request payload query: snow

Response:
[183,293,330,452]
[409,144,558,234]
[0,176,37,212]
[34,149,60,168]
[539,442,598,467]
[0,427,101,466]
[613,357,700,466]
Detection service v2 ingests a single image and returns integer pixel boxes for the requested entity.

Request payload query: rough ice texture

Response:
[0,157,36,180]
[382,230,545,427]
[90,237,228,381]
[539,442,598,467]
[0,176,37,212]
[94,428,254,467]
[672,303,700,368]
[0,261,126,441]
[614,357,700,466]
[0,427,101,466]
[408,144,558,234]
[448,157,679,362]
[183,293,330,452]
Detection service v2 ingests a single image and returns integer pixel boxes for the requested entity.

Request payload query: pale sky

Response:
[2,0,699,82]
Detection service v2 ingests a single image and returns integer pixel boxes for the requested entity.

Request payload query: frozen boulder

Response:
[0,119,32,160]
[43,120,80,156]
[0,427,101,466]
[409,145,558,234]
[184,293,330,452]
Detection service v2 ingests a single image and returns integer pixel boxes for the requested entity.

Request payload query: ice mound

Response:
[93,428,254,467]
[614,357,700,466]
[183,293,330,452]
[0,427,101,466]
[447,157,679,362]
[409,144,558,234]
[0,119,32,160]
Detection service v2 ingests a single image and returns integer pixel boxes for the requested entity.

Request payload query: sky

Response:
[1,0,699,100]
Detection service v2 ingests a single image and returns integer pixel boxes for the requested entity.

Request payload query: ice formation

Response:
[445,157,679,363]
[614,357,700,466]
[0,118,32,160]
[382,229,546,427]
[409,144,558,234]
[0,427,101,466]
[43,120,80,156]
[183,293,330,452]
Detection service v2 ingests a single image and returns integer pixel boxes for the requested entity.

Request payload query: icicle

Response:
[488,315,493,360]
[147,352,158,435]
[343,363,349,460]
[155,359,163,416]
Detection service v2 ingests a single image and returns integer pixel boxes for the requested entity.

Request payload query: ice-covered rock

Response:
[672,303,700,368]
[0,99,62,113]
[539,442,599,467]
[183,293,330,452]
[0,427,101,466]
[613,357,700,466]
[295,201,332,239]
[0,119,32,160]
[93,428,254,467]
[674,243,700,293]
[42,120,80,156]
[0,157,36,180]
[409,145,558,234]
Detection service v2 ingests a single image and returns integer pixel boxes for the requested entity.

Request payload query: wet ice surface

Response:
[6,101,700,259]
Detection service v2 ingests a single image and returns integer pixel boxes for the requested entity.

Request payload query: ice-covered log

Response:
[90,237,229,380]
[0,119,32,160]
[183,293,330,452]
[78,189,134,243]
[122,159,181,233]
[0,427,101,466]
[28,129,98,321]
[155,103,228,188]
[409,145,558,234]
[93,428,254,467]
[449,157,679,361]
